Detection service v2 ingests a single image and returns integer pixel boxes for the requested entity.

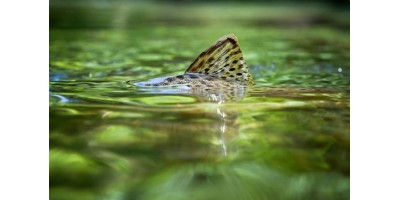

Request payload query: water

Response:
[50,2,349,200]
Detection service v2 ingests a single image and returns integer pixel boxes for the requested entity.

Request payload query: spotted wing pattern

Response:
[185,34,254,85]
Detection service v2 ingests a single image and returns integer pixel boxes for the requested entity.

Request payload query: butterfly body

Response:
[134,73,243,89]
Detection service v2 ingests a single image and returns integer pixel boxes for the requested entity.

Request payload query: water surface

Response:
[50,2,349,200]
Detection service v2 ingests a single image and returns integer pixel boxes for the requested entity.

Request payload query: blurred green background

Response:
[50,0,349,199]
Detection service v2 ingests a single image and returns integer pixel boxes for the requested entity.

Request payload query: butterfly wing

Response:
[185,34,254,85]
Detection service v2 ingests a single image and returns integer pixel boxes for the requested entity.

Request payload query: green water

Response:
[50,2,349,200]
